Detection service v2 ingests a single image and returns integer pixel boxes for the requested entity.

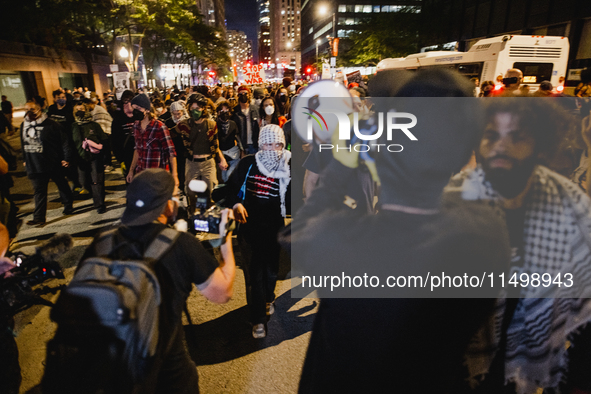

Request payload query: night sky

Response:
[225,0,259,59]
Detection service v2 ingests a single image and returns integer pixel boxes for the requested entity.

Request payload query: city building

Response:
[300,0,421,69]
[227,30,253,69]
[258,0,272,63]
[270,0,302,79]
[0,40,111,108]
[196,0,226,31]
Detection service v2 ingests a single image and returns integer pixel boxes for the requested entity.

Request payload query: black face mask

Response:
[75,111,86,119]
[238,95,249,104]
[26,111,39,121]
[279,95,288,103]
[132,109,145,121]
[218,112,230,122]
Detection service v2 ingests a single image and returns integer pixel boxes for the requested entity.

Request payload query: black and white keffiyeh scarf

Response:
[448,165,591,394]
[255,124,291,217]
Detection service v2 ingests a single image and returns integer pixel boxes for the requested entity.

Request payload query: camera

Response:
[188,180,235,235]
[0,234,71,317]
[1,251,65,317]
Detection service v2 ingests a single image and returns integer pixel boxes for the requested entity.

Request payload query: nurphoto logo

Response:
[304,109,419,153]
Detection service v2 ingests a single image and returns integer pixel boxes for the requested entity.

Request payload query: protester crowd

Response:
[1,66,591,394]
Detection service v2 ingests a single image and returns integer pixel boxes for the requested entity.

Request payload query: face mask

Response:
[264,106,274,116]
[26,110,39,121]
[191,109,202,120]
[255,99,262,106]
[279,95,288,103]
[56,98,67,106]
[132,109,145,121]
[218,112,230,122]
[156,107,164,114]
[239,94,249,104]
[75,110,86,119]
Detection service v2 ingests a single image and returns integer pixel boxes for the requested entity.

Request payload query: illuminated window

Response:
[363,5,371,12]
[338,5,346,12]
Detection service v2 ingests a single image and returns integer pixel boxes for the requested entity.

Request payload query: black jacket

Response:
[231,105,260,151]
[21,117,72,174]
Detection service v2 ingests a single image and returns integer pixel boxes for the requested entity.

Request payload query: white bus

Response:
[376,35,569,92]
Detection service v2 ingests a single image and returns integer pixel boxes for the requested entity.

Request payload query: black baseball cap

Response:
[122,169,174,226]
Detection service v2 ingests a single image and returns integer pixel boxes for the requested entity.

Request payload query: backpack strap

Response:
[143,227,180,262]
[94,228,119,257]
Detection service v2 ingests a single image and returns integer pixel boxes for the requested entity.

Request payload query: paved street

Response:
[6,116,318,394]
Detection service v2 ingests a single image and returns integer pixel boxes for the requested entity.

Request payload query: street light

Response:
[318,5,337,76]
[119,46,129,59]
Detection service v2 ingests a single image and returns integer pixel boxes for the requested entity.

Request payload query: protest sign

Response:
[242,64,266,84]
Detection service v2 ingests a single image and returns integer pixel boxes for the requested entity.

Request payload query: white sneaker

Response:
[266,302,275,316]
[104,165,114,173]
[252,323,266,339]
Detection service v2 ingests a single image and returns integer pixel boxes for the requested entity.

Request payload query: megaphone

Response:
[291,80,353,143]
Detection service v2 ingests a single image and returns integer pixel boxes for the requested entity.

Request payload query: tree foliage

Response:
[340,8,422,67]
[0,0,229,87]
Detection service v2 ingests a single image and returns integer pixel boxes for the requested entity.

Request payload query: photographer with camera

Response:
[225,124,291,339]
[43,169,236,394]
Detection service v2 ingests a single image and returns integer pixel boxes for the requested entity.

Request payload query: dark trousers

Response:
[102,137,113,166]
[239,217,283,325]
[152,327,199,394]
[28,170,74,221]
[66,156,81,189]
[0,323,21,394]
[78,157,105,209]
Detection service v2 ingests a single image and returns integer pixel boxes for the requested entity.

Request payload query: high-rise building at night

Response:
[227,30,253,68]
[196,0,225,31]
[300,0,420,67]
[258,0,272,63]
[270,0,302,78]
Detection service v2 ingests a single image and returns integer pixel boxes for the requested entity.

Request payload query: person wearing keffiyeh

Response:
[225,124,291,339]
[447,98,591,394]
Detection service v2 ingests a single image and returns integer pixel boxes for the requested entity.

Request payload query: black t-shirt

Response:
[1,100,12,114]
[80,223,218,337]
[47,104,74,134]
[111,110,136,163]
[216,119,239,152]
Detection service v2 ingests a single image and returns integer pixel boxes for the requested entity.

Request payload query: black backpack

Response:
[42,227,179,394]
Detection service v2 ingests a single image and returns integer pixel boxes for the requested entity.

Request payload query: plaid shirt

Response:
[133,119,176,173]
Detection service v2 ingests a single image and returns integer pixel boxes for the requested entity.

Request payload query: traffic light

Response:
[208,70,216,78]
[306,67,312,74]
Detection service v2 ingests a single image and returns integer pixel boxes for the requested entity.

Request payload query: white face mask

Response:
[264,105,274,116]
[156,107,164,114]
